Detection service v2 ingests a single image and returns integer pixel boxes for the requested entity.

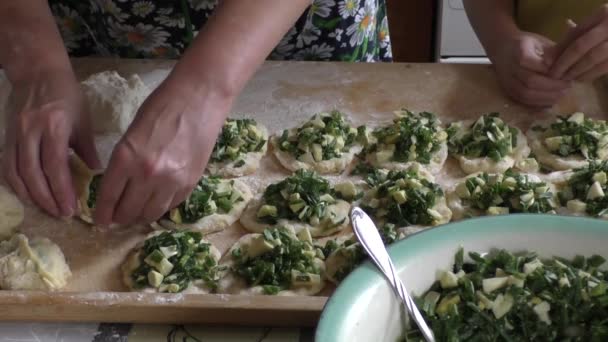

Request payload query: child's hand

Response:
[489,31,571,108]
[550,6,608,81]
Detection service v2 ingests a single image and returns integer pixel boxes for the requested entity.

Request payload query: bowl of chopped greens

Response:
[316,214,608,342]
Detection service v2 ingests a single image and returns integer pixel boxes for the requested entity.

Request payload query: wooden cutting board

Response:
[0,58,605,326]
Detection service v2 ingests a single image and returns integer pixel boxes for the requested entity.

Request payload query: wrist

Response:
[168,60,238,106]
[161,69,234,129]
[485,27,523,62]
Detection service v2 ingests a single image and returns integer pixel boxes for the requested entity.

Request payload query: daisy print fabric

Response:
[48,0,392,62]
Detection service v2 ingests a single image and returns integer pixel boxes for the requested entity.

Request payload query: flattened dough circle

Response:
[121,231,222,293]
[218,233,326,296]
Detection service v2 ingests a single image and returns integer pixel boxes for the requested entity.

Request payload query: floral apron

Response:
[49,0,393,62]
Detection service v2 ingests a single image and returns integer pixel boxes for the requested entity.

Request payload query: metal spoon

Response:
[350,207,435,342]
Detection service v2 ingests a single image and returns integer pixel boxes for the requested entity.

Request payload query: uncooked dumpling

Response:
[82,70,151,134]
[0,234,71,291]
[69,154,104,224]
[0,185,24,240]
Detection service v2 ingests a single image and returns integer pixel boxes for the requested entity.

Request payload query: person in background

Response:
[464,0,608,108]
[0,1,392,226]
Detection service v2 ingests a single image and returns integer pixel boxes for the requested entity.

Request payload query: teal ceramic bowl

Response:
[316,214,608,342]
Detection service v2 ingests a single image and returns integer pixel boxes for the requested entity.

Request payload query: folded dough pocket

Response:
[69,154,104,224]
[0,234,71,291]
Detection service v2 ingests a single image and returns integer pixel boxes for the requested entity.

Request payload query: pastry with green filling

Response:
[271,111,363,174]
[207,118,268,177]
[363,109,448,174]
[528,112,608,171]
[240,169,350,237]
[156,176,252,235]
[447,113,530,175]
[122,230,222,293]
[69,154,104,224]
[356,163,452,237]
[323,223,399,284]
[447,169,558,220]
[218,226,325,296]
[555,161,608,219]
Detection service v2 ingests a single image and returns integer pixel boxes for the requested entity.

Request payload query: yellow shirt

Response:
[516,0,607,41]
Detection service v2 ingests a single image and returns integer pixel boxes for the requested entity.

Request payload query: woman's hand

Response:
[488,31,571,108]
[4,68,101,217]
[550,6,608,81]
[93,72,232,226]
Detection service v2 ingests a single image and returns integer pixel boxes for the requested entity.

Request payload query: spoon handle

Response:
[351,207,436,342]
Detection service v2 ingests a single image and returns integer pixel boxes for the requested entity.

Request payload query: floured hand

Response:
[489,31,571,108]
[93,71,232,226]
[3,68,100,217]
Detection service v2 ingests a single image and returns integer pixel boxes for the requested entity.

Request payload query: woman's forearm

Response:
[463,0,519,58]
[0,0,72,82]
[171,0,311,99]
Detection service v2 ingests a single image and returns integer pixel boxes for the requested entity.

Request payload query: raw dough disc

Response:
[0,185,24,240]
[121,231,222,293]
[218,233,326,296]
[156,178,253,234]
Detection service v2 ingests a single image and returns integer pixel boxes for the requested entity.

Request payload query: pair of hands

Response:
[491,5,608,107]
[4,67,229,226]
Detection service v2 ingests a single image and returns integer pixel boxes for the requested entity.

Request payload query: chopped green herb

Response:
[232,227,322,294]
[170,176,243,224]
[210,118,266,164]
[277,111,359,162]
[559,161,608,217]
[542,112,608,159]
[366,110,446,165]
[455,169,557,215]
[323,224,399,282]
[447,113,518,162]
[87,174,103,208]
[131,231,221,292]
[404,248,608,341]
[359,167,444,227]
[258,170,343,228]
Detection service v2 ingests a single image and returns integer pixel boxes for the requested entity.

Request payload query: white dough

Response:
[239,198,351,237]
[527,128,589,171]
[451,121,530,175]
[82,71,151,134]
[218,233,326,296]
[207,125,269,177]
[156,179,253,234]
[366,143,448,175]
[271,135,362,174]
[0,234,71,291]
[0,185,25,240]
[69,154,103,225]
[447,173,555,220]
[121,231,222,293]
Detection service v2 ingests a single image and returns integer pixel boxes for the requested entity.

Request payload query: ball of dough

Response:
[0,234,71,291]
[82,71,151,134]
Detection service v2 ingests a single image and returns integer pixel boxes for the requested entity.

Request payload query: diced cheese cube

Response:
[587,181,605,200]
[482,277,509,294]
